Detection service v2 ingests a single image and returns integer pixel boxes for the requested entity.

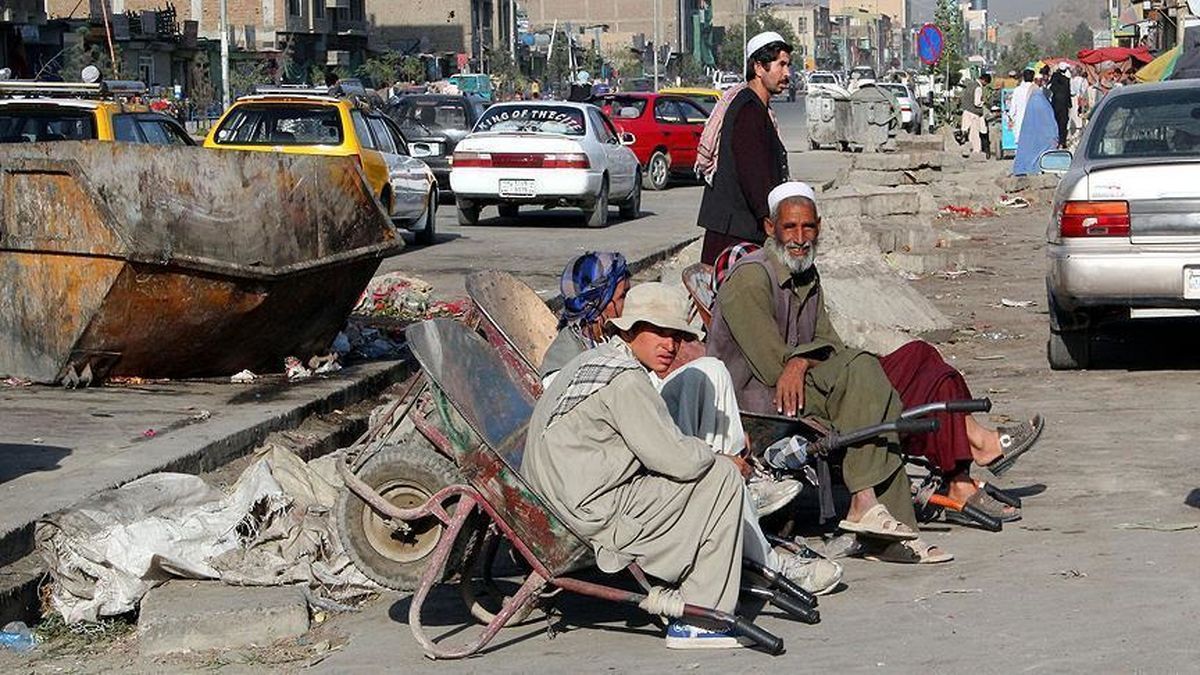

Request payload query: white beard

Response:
[764,236,817,276]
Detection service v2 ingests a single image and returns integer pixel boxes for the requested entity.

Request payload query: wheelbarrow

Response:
[463,269,559,397]
[338,318,817,657]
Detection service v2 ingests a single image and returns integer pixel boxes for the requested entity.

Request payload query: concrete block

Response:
[139,581,309,655]
[861,189,922,217]
[850,152,942,172]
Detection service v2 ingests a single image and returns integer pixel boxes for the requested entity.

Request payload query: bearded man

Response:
[707,182,1044,563]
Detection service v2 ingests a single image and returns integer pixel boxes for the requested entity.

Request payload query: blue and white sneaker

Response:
[664,620,751,650]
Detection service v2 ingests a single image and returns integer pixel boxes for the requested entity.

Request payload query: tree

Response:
[357,52,402,88]
[397,56,425,83]
[716,9,800,73]
[1072,22,1094,53]
[228,58,270,98]
[933,0,965,81]
[999,31,1040,74]
[1054,30,1075,58]
[606,45,643,81]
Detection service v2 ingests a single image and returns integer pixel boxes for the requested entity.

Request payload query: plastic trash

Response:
[0,621,36,652]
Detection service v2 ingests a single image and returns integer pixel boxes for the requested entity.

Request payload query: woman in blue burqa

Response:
[1012,88,1060,176]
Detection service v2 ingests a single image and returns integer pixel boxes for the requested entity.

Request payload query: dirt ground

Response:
[6,170,1200,673]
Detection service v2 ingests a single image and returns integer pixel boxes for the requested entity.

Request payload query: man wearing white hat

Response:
[696,31,793,265]
[522,281,841,649]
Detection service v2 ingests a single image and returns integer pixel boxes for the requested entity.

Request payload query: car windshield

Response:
[213,104,343,145]
[810,74,836,84]
[390,99,469,133]
[475,105,586,136]
[879,84,908,97]
[1087,88,1200,159]
[0,108,96,142]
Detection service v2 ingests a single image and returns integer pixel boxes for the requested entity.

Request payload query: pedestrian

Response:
[695,30,793,265]
[1049,63,1072,148]
[958,72,990,155]
[1006,68,1035,144]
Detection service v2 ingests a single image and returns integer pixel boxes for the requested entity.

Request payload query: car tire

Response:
[810,139,820,150]
[1047,329,1090,370]
[414,189,437,246]
[335,441,484,591]
[643,151,670,191]
[498,203,519,219]
[619,171,642,219]
[583,178,609,228]
[457,200,481,226]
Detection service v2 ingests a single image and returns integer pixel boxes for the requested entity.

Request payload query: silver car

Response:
[1043,80,1200,369]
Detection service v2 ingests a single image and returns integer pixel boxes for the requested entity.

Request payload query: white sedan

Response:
[449,101,642,227]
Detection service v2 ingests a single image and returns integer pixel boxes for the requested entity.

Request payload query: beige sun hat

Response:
[606,282,703,339]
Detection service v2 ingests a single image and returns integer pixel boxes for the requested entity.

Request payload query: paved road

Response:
[377,99,842,301]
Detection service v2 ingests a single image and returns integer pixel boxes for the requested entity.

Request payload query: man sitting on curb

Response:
[707,182,1044,563]
[522,283,841,649]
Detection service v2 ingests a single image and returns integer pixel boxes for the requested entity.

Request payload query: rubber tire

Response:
[583,179,609,228]
[498,203,520,219]
[810,139,820,150]
[457,201,481,226]
[335,442,482,591]
[619,171,642,219]
[1047,329,1090,370]
[414,189,437,246]
[643,151,670,191]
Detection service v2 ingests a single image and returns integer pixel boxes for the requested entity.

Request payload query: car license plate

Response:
[408,142,441,157]
[1185,267,1200,299]
[499,179,535,197]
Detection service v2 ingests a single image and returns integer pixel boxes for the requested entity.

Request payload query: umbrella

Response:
[1136,46,1180,82]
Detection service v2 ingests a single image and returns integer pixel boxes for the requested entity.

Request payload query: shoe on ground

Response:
[664,621,751,649]
[773,549,843,596]
[749,475,802,518]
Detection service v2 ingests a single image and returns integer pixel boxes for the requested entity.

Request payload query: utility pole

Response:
[220,0,230,109]
[653,0,660,89]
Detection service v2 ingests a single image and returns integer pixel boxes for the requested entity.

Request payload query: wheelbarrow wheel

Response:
[336,441,484,591]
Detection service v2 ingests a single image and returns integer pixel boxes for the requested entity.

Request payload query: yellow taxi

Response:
[658,86,722,114]
[0,79,194,144]
[204,83,439,244]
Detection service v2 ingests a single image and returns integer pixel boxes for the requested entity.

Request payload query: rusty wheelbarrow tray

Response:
[338,318,814,658]
[0,141,401,383]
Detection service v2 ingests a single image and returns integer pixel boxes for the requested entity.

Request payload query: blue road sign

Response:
[918,24,944,66]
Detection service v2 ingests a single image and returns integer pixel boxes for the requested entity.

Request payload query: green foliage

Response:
[1053,30,1076,58]
[607,46,643,80]
[717,9,800,73]
[486,48,525,95]
[228,58,270,97]
[1072,22,1094,53]
[544,32,572,84]
[357,51,402,88]
[999,31,1040,74]
[674,54,707,86]
[397,56,425,83]
[60,26,125,80]
[933,0,965,77]
[310,64,328,86]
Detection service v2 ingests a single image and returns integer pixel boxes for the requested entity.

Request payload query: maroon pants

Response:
[878,341,973,474]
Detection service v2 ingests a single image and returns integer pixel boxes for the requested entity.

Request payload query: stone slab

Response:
[139,582,309,654]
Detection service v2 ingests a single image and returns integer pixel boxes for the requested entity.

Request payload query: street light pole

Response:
[220,0,230,109]
[653,0,660,89]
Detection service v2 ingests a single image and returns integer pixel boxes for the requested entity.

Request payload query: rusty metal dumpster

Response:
[805,92,851,151]
[0,141,402,384]
[847,84,898,153]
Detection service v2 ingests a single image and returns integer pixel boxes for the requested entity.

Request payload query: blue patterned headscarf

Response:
[558,251,629,330]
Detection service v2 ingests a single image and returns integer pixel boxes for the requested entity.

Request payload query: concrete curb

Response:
[0,358,412,624]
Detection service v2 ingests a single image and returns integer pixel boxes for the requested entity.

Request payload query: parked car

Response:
[877,82,923,134]
[1042,80,1200,369]
[658,86,722,114]
[848,66,878,92]
[0,79,194,145]
[597,92,707,190]
[449,101,641,227]
[806,71,847,97]
[714,71,742,92]
[385,94,486,195]
[205,84,439,244]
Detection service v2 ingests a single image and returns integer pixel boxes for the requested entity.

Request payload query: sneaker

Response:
[773,550,843,596]
[664,621,751,650]
[748,474,802,518]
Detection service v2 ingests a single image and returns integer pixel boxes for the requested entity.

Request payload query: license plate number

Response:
[408,142,440,158]
[499,179,535,197]
[1185,267,1200,299]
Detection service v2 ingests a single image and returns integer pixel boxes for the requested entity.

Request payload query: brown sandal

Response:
[838,504,919,541]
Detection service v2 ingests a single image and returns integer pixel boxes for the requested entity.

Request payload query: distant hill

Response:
[909,0,1108,47]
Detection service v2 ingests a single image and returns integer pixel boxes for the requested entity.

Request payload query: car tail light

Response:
[542,153,590,169]
[1058,200,1131,238]
[452,151,492,168]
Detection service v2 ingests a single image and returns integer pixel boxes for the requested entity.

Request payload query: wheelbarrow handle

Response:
[899,398,992,419]
[732,617,785,655]
[895,418,940,435]
[927,494,1002,532]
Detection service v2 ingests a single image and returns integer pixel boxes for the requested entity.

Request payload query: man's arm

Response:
[602,371,715,482]
[731,101,774,224]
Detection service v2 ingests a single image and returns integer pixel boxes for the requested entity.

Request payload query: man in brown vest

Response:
[707,181,948,562]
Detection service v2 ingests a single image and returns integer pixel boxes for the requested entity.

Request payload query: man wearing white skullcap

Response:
[706,183,1041,563]
[696,31,793,265]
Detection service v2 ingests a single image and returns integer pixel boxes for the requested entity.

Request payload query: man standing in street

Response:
[1049,63,1073,148]
[1007,68,1036,145]
[696,31,792,265]
[958,72,990,156]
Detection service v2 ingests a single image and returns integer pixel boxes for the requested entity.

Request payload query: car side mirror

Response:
[1038,149,1073,175]
[620,132,636,146]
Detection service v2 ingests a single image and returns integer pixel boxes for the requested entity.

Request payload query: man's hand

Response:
[724,454,753,481]
[775,357,809,417]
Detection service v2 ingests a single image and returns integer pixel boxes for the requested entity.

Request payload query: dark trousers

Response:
[701,229,759,265]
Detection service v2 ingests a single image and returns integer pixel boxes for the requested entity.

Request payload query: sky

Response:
[910,0,1049,24]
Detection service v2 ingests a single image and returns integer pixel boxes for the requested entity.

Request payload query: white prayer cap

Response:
[1058,62,1071,72]
[768,181,817,215]
[746,31,793,59]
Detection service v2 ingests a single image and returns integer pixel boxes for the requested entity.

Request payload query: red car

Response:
[598,93,708,191]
